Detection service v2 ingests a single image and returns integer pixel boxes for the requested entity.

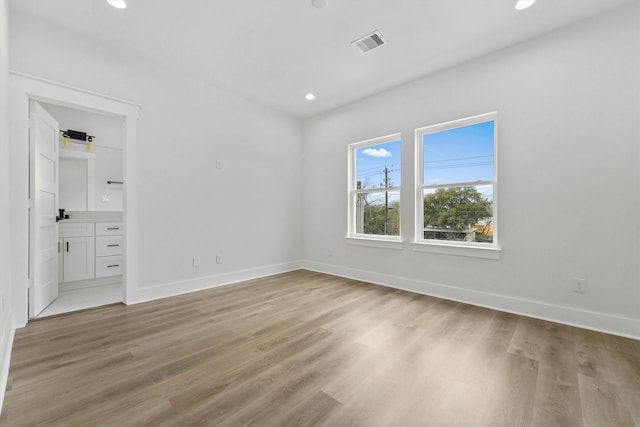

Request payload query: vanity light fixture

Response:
[305,93,316,101]
[515,0,536,10]
[107,0,127,9]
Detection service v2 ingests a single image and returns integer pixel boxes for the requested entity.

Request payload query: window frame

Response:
[347,133,403,245]
[414,112,500,258]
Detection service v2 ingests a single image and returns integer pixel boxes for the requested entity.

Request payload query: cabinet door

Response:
[58,239,64,284]
[63,236,95,282]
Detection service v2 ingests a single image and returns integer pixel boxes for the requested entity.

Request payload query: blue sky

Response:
[423,120,494,186]
[355,139,402,189]
[355,121,494,202]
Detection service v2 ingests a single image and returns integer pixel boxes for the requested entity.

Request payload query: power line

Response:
[357,163,401,173]
[424,154,492,164]
[427,162,493,170]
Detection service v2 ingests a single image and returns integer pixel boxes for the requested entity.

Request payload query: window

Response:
[348,134,402,242]
[415,113,498,251]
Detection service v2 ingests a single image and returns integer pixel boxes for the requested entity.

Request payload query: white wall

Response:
[8,12,303,319]
[0,0,14,413]
[302,4,640,337]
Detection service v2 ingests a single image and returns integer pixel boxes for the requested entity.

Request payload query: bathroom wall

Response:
[42,103,125,212]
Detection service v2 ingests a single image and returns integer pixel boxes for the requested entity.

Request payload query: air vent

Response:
[351,30,386,54]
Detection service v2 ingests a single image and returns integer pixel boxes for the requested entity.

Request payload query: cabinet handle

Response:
[107,264,120,268]
[107,244,120,247]
[58,241,60,253]
[66,242,69,252]
[107,227,120,231]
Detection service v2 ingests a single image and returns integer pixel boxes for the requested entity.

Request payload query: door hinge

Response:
[27,278,34,290]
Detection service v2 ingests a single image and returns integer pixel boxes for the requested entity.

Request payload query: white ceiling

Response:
[9,0,636,119]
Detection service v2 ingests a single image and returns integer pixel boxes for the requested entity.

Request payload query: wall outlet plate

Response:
[574,278,586,293]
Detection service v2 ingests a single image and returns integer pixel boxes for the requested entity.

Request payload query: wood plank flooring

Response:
[1,270,639,426]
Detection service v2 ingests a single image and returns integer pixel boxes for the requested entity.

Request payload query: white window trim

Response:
[411,241,500,259]
[345,236,404,250]
[347,133,403,245]
[414,112,501,259]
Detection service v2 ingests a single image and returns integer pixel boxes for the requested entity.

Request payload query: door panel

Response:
[29,101,60,318]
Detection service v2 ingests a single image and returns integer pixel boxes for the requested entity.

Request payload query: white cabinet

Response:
[59,222,95,282]
[95,222,123,278]
[58,220,123,284]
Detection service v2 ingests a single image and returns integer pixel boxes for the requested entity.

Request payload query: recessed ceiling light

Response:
[311,0,327,9]
[107,0,127,9]
[305,93,316,101]
[515,0,535,10]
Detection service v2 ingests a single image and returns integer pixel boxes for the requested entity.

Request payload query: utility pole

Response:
[384,166,389,235]
[356,181,364,234]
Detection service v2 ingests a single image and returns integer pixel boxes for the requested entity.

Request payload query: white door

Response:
[29,101,60,318]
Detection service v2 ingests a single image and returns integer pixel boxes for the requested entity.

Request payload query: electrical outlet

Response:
[574,278,586,293]
[216,255,222,264]
[193,256,200,268]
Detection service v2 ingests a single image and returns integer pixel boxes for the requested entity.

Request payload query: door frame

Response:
[9,71,140,326]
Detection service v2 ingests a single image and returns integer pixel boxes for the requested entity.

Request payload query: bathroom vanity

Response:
[58,212,123,290]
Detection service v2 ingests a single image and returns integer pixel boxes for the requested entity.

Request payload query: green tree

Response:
[423,187,491,230]
[363,199,400,235]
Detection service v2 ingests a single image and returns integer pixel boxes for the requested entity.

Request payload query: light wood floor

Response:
[2,270,639,426]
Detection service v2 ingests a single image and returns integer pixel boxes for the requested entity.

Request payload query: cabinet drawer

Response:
[96,222,123,236]
[59,222,94,238]
[95,255,123,278]
[96,235,124,257]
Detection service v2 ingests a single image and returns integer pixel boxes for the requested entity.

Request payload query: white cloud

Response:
[362,148,392,158]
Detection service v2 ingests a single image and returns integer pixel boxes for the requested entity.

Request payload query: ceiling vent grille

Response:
[351,30,386,54]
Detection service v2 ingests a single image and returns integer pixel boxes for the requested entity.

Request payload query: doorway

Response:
[10,72,140,326]
[32,102,127,318]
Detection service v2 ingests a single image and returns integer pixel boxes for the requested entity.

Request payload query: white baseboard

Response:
[130,261,304,305]
[302,260,640,340]
[0,310,15,417]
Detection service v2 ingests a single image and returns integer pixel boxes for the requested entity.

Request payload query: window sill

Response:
[345,236,404,250]
[412,241,501,260]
